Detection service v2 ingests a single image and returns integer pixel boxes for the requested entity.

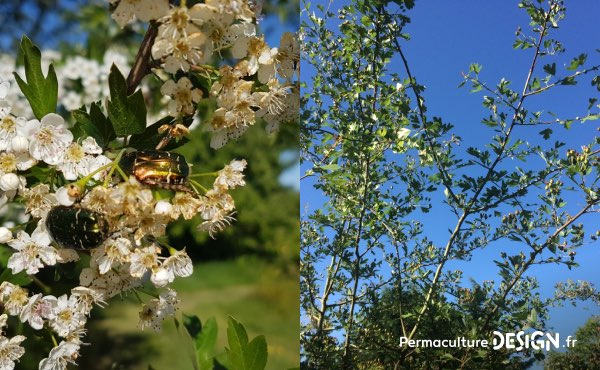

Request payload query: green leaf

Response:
[320,164,340,171]
[592,76,600,91]
[72,103,116,147]
[13,36,58,120]
[539,128,552,140]
[566,53,587,71]
[196,317,218,370]
[226,316,268,370]
[543,63,556,75]
[183,314,203,339]
[107,64,147,136]
[129,116,191,151]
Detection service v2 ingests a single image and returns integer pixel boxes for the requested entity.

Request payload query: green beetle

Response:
[46,206,110,249]
[119,150,192,192]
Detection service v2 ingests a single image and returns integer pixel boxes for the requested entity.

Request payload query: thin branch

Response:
[126,21,158,95]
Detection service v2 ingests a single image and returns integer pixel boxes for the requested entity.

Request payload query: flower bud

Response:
[0,227,12,243]
[66,183,82,198]
[11,136,29,153]
[56,186,76,206]
[151,267,171,288]
[154,200,173,216]
[0,173,20,191]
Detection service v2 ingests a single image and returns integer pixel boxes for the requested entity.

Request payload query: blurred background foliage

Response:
[0,0,299,369]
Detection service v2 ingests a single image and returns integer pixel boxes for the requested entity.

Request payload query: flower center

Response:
[58,309,73,322]
[65,144,85,162]
[36,127,55,145]
[0,116,16,133]
[0,152,17,173]
[171,9,190,31]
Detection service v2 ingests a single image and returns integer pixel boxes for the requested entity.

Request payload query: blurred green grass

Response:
[83,258,299,370]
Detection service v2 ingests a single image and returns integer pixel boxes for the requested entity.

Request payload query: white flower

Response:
[81,137,102,154]
[276,32,300,81]
[39,341,80,370]
[88,154,111,181]
[160,77,202,117]
[10,136,29,153]
[154,200,173,216]
[0,227,12,243]
[0,282,29,315]
[7,227,58,275]
[0,314,26,370]
[214,159,247,190]
[162,249,193,279]
[129,245,161,278]
[0,110,27,151]
[170,192,201,220]
[71,286,106,314]
[57,140,104,180]
[0,151,36,172]
[48,294,86,337]
[150,267,170,287]
[26,113,73,165]
[153,33,211,73]
[110,0,170,28]
[55,186,76,206]
[138,289,179,332]
[92,237,132,274]
[0,173,19,191]
[19,293,57,330]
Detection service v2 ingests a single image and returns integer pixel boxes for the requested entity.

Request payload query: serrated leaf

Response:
[226,316,268,370]
[543,63,556,75]
[566,53,587,71]
[196,318,218,370]
[72,103,116,147]
[13,36,58,120]
[107,64,146,136]
[539,128,552,140]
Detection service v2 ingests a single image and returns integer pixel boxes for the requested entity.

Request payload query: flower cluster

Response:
[0,78,248,366]
[0,0,295,368]
[108,0,300,148]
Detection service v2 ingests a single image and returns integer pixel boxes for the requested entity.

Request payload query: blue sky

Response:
[301,0,600,366]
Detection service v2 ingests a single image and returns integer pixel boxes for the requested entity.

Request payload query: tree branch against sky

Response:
[300,0,600,368]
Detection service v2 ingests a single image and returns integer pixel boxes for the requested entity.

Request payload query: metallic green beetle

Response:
[46,206,110,249]
[119,150,192,192]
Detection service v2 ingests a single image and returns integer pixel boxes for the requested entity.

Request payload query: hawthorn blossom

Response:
[7,227,58,275]
[152,33,210,73]
[129,245,161,278]
[25,113,73,165]
[276,32,300,81]
[0,227,11,243]
[47,295,86,337]
[138,289,179,332]
[19,293,57,330]
[160,77,202,116]
[109,0,170,28]
[0,108,27,151]
[57,138,105,180]
[162,249,193,280]
[0,314,26,370]
[214,159,247,190]
[39,341,80,370]
[170,192,201,220]
[22,184,57,219]
[92,237,132,274]
[0,282,29,316]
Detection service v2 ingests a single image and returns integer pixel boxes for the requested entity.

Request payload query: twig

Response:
[126,21,159,95]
